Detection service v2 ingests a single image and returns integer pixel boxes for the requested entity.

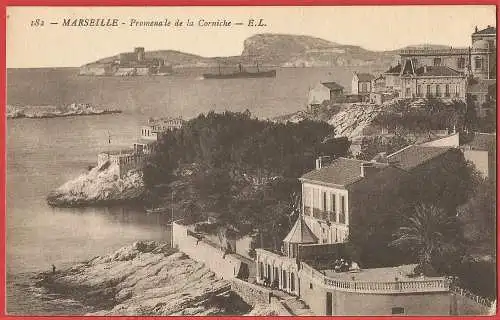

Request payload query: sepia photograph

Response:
[4,5,497,316]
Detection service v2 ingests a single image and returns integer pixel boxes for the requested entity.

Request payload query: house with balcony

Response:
[253,143,494,315]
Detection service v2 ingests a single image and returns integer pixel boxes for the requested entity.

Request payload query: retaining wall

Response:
[172,221,244,280]
[230,278,272,306]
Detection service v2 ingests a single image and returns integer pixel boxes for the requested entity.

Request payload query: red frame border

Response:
[0,1,498,320]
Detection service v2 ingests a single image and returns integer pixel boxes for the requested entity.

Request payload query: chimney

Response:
[315,156,332,170]
[360,162,374,178]
[475,26,478,33]
[315,157,322,170]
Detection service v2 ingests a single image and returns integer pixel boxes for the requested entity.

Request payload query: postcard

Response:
[5,5,497,316]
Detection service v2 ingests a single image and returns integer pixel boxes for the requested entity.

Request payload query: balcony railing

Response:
[301,262,450,294]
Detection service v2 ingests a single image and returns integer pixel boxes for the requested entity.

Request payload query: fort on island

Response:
[79,47,174,76]
[309,26,496,117]
[97,117,183,177]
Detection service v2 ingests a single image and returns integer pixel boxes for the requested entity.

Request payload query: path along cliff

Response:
[33,241,281,316]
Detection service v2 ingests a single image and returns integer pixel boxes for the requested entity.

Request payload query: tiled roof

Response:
[386,145,451,170]
[355,73,375,82]
[321,81,344,91]
[473,26,496,35]
[414,66,463,77]
[301,158,368,186]
[283,216,318,244]
[385,64,402,74]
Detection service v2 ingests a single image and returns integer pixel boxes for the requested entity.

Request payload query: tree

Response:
[457,177,496,257]
[389,204,464,276]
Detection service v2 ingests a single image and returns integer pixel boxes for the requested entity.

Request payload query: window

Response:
[416,85,422,97]
[303,187,312,215]
[339,196,346,224]
[392,307,405,315]
[456,85,460,97]
[427,85,432,97]
[433,57,442,66]
[475,57,482,69]
[330,194,336,221]
[405,87,411,97]
[312,188,319,213]
[361,83,368,92]
[436,85,441,97]
[457,57,466,69]
[310,283,313,289]
[282,270,287,289]
[322,191,327,212]
[445,84,450,97]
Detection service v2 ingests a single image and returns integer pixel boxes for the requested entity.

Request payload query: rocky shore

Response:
[33,241,255,316]
[47,162,144,207]
[7,103,121,119]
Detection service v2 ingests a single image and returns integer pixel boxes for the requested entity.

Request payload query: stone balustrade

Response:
[301,262,450,294]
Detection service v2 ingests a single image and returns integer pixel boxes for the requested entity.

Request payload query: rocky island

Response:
[33,241,277,316]
[7,103,122,119]
[47,162,144,207]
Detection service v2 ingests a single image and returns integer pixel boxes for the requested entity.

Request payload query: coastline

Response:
[7,110,122,119]
[47,162,145,207]
[7,103,122,120]
[32,241,254,316]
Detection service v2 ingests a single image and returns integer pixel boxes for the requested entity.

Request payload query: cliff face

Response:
[46,162,144,207]
[241,34,396,68]
[33,241,274,316]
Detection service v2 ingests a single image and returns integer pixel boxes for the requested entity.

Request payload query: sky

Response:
[6,6,497,68]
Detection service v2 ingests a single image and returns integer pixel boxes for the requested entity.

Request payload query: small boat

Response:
[203,62,276,79]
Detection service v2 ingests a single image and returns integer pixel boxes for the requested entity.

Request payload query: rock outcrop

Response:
[326,103,386,138]
[7,103,121,119]
[33,241,267,316]
[47,162,144,207]
[276,103,385,139]
[275,99,408,139]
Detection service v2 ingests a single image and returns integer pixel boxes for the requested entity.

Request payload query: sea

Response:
[5,66,379,315]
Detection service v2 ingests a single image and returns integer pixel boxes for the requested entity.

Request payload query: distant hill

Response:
[82,33,454,70]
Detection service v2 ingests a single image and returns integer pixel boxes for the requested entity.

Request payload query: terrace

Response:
[301,262,450,294]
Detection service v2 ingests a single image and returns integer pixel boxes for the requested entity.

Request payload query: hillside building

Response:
[308,82,344,110]
[98,117,183,177]
[351,72,375,98]
[380,26,496,107]
[253,144,490,315]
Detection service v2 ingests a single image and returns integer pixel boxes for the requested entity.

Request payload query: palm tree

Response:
[389,204,461,276]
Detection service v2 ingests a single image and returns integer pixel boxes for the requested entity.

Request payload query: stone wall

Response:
[230,278,272,306]
[172,222,248,280]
